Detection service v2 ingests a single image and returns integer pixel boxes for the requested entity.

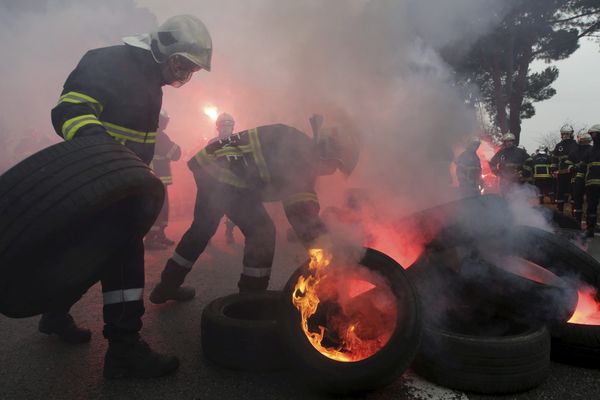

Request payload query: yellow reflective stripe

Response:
[214,148,244,157]
[589,162,600,167]
[283,192,319,208]
[576,173,585,178]
[103,122,156,144]
[522,165,532,171]
[166,144,179,159]
[193,150,248,188]
[153,155,167,161]
[159,176,173,184]
[58,91,103,116]
[248,128,271,183]
[61,114,103,140]
[586,179,600,186]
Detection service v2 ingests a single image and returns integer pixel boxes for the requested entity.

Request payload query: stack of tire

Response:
[201,248,424,394]
[405,194,600,394]
[0,136,164,317]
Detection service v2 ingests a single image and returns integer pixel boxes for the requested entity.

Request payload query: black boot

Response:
[149,260,195,304]
[237,274,269,293]
[103,334,179,379]
[39,312,91,344]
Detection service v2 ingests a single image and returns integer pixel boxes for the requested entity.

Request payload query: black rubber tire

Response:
[200,291,287,372]
[278,248,422,394]
[0,136,164,318]
[412,323,551,394]
[551,322,600,368]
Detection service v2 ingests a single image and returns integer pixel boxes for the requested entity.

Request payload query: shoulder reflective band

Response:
[103,288,143,305]
[103,121,156,144]
[193,149,248,188]
[248,128,271,183]
[160,176,173,184]
[166,144,180,159]
[58,91,103,116]
[242,266,271,278]
[61,114,104,140]
[283,192,319,208]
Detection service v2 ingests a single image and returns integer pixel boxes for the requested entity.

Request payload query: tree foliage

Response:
[444,0,600,144]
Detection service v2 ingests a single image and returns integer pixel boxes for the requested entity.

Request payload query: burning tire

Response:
[0,136,164,317]
[551,322,600,368]
[412,322,551,394]
[278,248,422,394]
[200,291,287,372]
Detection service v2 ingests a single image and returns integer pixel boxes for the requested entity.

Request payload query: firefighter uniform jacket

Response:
[489,146,530,181]
[525,153,553,181]
[150,130,181,185]
[569,144,592,183]
[189,124,324,244]
[551,138,578,175]
[51,44,163,165]
[584,140,600,187]
[455,148,481,190]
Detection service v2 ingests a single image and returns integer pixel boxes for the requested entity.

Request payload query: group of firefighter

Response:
[34,14,359,380]
[456,123,600,238]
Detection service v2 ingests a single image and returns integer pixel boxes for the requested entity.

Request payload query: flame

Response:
[203,105,219,121]
[568,286,600,325]
[291,248,397,362]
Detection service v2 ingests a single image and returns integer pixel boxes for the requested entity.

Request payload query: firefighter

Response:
[42,15,212,378]
[569,130,593,225]
[149,119,359,302]
[209,112,237,244]
[146,110,182,250]
[552,124,578,213]
[584,124,600,237]
[525,146,554,204]
[489,133,529,193]
[455,136,483,195]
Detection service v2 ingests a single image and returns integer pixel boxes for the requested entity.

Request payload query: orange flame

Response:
[568,286,600,325]
[292,248,397,362]
[203,105,219,121]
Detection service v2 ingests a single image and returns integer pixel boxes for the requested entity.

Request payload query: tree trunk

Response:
[491,53,508,133]
[509,45,533,145]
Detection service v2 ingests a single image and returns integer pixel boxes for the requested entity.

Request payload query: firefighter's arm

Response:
[488,155,499,175]
[283,191,329,249]
[166,142,182,161]
[50,52,111,141]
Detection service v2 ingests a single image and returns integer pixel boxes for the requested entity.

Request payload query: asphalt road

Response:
[1,218,599,400]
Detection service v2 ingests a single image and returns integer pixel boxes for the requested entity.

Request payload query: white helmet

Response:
[502,132,516,142]
[588,124,600,134]
[158,110,170,130]
[560,124,574,137]
[577,131,592,144]
[216,112,235,128]
[150,15,212,71]
[537,145,547,154]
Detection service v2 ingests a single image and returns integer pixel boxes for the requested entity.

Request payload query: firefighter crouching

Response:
[44,15,212,378]
[552,124,578,213]
[569,130,593,225]
[583,124,600,237]
[489,133,529,193]
[455,136,483,196]
[146,110,182,250]
[525,146,554,204]
[149,119,360,302]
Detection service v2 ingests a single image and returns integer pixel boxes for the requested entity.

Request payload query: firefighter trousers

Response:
[556,173,571,212]
[571,178,585,224]
[42,238,145,339]
[154,185,170,229]
[169,169,276,291]
[586,185,600,234]
[534,178,554,204]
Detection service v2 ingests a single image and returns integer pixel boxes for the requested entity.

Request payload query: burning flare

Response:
[292,248,397,362]
[203,105,219,121]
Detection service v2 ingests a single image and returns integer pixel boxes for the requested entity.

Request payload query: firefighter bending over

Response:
[149,118,359,302]
[489,133,529,193]
[569,130,592,225]
[583,125,600,237]
[146,110,182,250]
[552,124,578,213]
[44,15,211,378]
[455,136,483,195]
